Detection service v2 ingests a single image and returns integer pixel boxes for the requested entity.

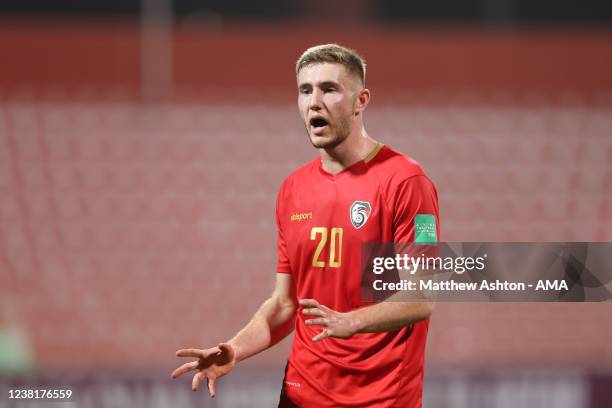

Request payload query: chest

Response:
[281,175,392,255]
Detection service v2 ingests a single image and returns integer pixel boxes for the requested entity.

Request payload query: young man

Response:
[171,44,440,407]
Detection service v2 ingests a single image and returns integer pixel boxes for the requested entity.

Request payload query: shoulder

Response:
[369,145,432,187]
[278,157,319,196]
[371,146,440,221]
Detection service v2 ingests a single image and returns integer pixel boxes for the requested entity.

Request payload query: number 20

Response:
[311,227,343,268]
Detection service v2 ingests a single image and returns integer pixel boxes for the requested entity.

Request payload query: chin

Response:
[310,137,339,149]
[309,132,347,150]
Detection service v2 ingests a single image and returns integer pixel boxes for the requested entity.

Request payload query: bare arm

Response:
[349,301,432,333]
[347,275,434,334]
[172,273,296,397]
[301,265,433,341]
[301,298,432,341]
[228,273,297,362]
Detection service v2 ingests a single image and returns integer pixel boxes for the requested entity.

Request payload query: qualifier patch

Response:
[415,214,437,244]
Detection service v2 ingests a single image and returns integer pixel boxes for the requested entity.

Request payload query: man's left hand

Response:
[299,299,360,342]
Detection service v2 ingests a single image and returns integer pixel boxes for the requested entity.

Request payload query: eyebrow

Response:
[298,80,342,89]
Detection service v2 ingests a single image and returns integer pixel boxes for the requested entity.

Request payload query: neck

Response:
[320,126,378,174]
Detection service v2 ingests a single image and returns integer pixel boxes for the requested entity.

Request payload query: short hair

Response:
[296,44,366,86]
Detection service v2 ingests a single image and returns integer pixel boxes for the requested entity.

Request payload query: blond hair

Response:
[296,44,366,86]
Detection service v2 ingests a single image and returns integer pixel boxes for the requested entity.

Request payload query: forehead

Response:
[297,62,355,86]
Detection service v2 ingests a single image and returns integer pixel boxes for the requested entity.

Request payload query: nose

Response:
[308,88,323,111]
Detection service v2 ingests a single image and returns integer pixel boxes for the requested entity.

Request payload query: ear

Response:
[354,88,370,115]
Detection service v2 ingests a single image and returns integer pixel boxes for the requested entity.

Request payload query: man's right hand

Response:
[171,343,237,398]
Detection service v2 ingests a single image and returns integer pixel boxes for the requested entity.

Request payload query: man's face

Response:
[297,63,361,149]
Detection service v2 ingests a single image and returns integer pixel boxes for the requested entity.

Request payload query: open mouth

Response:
[310,117,329,129]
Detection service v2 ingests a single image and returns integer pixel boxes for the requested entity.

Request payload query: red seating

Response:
[1,91,611,368]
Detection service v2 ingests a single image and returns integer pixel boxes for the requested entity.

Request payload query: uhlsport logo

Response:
[291,212,312,221]
[350,201,371,229]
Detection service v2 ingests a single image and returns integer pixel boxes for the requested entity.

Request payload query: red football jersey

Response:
[276,144,440,407]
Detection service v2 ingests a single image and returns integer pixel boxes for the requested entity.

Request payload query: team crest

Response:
[350,201,371,229]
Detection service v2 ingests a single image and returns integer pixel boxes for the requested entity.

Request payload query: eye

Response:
[299,88,311,95]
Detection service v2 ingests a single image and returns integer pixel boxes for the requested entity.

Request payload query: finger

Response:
[171,361,199,379]
[305,318,327,326]
[299,299,320,308]
[312,328,330,342]
[302,308,324,316]
[176,347,219,359]
[318,304,333,313]
[207,377,216,398]
[192,371,206,391]
[176,348,203,358]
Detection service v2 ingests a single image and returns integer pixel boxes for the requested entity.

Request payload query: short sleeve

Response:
[276,181,292,274]
[392,175,441,243]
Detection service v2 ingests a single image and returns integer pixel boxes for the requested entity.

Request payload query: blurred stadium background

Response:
[1,1,611,407]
